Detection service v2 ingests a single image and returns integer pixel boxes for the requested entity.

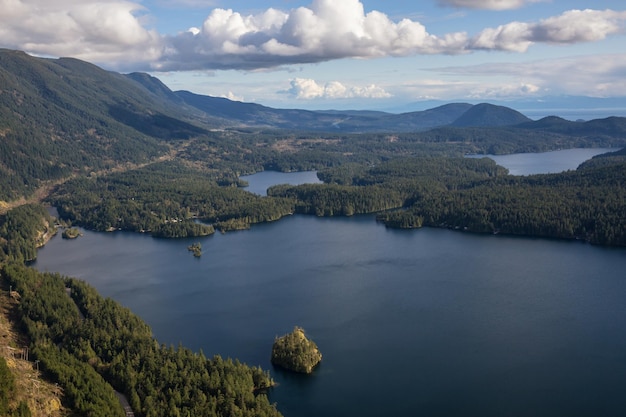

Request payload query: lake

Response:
[241,170,321,196]
[467,147,616,175]
[33,149,626,417]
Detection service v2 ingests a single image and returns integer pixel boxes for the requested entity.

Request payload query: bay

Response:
[467,148,616,175]
[33,215,626,417]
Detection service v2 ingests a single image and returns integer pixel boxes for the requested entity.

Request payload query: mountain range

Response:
[2,48,626,201]
[4,48,624,137]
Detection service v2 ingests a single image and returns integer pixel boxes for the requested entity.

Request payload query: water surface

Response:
[34,216,626,417]
[241,170,321,195]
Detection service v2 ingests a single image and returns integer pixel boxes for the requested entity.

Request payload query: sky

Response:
[1,0,625,111]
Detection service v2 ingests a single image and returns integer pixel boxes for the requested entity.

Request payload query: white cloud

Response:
[221,91,244,101]
[0,1,624,72]
[437,0,543,10]
[155,0,470,71]
[0,0,161,69]
[471,9,626,51]
[286,78,391,100]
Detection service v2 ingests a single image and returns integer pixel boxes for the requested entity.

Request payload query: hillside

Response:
[0,50,171,199]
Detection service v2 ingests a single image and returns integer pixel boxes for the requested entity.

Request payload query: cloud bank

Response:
[0,0,625,71]
[285,78,391,99]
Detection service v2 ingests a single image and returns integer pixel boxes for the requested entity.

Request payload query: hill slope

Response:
[0,49,208,200]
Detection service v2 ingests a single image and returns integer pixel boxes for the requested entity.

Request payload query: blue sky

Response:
[1,0,625,111]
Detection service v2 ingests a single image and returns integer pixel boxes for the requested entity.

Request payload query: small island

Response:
[62,227,82,239]
[271,326,322,374]
[187,242,202,257]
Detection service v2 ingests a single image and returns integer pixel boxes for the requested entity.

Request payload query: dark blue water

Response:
[33,215,626,417]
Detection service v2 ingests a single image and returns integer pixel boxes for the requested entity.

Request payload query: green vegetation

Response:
[0,356,31,417]
[51,161,295,235]
[61,228,81,239]
[269,156,626,246]
[271,327,322,374]
[188,242,202,257]
[1,263,281,417]
[0,204,54,263]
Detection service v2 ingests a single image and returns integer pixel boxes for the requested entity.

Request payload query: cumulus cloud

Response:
[155,0,469,71]
[0,0,161,69]
[286,78,391,100]
[157,4,626,70]
[471,9,626,51]
[437,0,543,10]
[0,0,625,72]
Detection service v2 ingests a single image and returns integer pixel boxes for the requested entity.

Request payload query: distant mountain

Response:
[451,103,531,127]
[518,115,626,137]
[390,96,626,120]
[174,89,473,132]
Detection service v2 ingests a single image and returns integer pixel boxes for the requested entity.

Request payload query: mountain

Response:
[2,48,626,201]
[0,49,230,200]
[174,89,475,132]
[389,96,626,120]
[451,103,532,127]
[517,115,626,137]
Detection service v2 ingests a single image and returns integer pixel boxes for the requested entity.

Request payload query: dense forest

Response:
[269,156,626,246]
[1,263,280,417]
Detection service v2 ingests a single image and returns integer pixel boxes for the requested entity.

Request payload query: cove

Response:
[33,215,626,417]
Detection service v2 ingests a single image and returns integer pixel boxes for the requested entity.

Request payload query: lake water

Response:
[467,148,616,175]
[241,170,321,196]
[32,150,626,417]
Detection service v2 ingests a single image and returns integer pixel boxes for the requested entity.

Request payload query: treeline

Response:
[268,157,508,216]
[269,156,626,246]
[2,263,281,417]
[376,161,626,245]
[0,204,54,262]
[51,161,296,235]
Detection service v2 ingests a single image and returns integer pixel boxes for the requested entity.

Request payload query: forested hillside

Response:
[1,263,280,417]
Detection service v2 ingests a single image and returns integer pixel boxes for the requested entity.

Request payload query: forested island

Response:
[1,49,626,416]
[271,327,322,374]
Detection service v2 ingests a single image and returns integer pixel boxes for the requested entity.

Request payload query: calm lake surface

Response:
[467,147,616,175]
[33,150,626,417]
[241,170,321,196]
